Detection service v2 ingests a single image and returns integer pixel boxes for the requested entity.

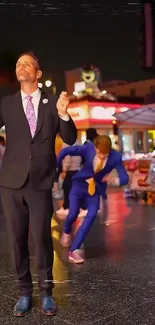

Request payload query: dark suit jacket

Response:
[0,90,77,189]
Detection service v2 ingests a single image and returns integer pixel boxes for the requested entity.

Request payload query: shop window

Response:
[148,130,155,152]
[108,133,116,147]
[122,134,132,151]
[136,131,144,151]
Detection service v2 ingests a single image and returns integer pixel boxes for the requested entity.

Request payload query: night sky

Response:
[0,0,153,92]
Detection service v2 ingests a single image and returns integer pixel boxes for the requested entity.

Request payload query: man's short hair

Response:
[86,128,98,142]
[17,51,40,70]
[94,135,112,154]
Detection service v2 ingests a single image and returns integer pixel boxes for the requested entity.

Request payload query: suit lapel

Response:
[14,91,32,137]
[34,90,48,138]
[89,146,96,172]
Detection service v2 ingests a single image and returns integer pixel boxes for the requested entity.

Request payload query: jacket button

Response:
[29,155,31,159]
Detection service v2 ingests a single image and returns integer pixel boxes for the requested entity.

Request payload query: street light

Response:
[45,80,52,87]
[38,82,43,88]
[39,79,56,94]
[102,90,107,95]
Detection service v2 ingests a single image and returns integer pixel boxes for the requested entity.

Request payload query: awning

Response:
[114,104,155,126]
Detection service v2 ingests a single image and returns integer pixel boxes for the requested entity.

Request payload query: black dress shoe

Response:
[41,296,57,316]
[13,296,33,317]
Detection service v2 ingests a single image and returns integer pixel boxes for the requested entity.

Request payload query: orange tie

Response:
[88,160,103,196]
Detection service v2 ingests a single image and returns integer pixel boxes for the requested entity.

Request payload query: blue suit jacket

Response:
[57,142,129,198]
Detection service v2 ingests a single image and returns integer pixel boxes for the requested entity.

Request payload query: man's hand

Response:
[102,174,113,183]
[56,91,69,117]
[102,174,120,186]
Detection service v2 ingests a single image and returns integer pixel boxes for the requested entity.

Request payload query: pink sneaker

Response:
[78,209,88,218]
[60,232,71,247]
[69,250,85,264]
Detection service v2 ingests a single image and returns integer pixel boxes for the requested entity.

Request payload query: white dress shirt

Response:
[62,140,82,172]
[21,88,69,121]
[93,155,108,171]
[21,88,40,119]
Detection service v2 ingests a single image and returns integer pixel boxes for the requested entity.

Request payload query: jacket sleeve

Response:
[50,95,77,145]
[57,145,86,169]
[115,155,129,186]
[58,115,77,145]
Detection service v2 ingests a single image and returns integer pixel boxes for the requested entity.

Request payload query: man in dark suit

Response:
[0,52,77,317]
[84,128,98,144]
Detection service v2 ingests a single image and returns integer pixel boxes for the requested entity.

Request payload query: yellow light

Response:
[52,230,60,241]
[102,90,107,95]
[81,131,86,143]
[86,88,93,93]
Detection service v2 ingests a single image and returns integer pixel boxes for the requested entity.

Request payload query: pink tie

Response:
[25,95,37,137]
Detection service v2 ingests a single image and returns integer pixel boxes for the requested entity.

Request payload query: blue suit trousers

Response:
[64,180,100,252]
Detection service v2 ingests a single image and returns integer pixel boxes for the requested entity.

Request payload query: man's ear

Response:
[37,70,42,79]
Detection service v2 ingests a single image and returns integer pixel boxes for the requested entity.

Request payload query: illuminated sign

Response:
[67,106,88,121]
[90,106,116,120]
[74,82,86,93]
[67,104,132,122]
[119,107,129,112]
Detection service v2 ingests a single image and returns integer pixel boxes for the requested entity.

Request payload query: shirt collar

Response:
[21,88,41,100]
[94,155,108,162]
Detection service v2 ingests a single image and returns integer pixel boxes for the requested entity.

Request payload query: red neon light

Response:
[69,101,142,110]
[88,102,141,108]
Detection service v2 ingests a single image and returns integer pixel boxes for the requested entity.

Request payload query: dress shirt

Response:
[62,141,82,172]
[21,88,69,121]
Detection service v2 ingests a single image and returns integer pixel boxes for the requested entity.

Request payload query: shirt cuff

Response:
[58,113,69,121]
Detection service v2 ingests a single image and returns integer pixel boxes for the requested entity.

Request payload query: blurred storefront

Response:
[65,99,153,153]
[64,64,152,153]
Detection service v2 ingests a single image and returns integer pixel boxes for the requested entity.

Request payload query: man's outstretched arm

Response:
[57,145,86,169]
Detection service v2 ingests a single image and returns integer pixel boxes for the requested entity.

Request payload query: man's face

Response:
[96,148,109,160]
[16,55,42,83]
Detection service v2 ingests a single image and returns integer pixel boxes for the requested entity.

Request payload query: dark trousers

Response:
[64,180,100,251]
[63,170,78,209]
[63,170,86,210]
[0,177,54,297]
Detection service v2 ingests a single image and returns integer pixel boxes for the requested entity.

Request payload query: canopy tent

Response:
[114,104,155,127]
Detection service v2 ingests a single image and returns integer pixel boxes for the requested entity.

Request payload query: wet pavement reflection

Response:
[0,189,155,324]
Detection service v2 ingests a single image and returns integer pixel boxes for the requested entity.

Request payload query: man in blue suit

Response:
[57,135,129,264]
